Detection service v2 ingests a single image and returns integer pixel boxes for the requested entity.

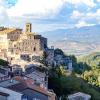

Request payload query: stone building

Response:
[0,87,22,100]
[0,23,47,63]
[0,76,56,100]
[54,54,73,71]
[8,23,47,58]
[68,92,91,100]
[45,47,54,66]
[0,27,22,59]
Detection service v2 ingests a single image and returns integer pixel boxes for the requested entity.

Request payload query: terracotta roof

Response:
[0,92,9,97]
[0,28,17,34]
[7,76,51,96]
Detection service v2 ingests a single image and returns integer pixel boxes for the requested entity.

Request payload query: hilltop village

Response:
[0,22,100,100]
[1,23,99,100]
[0,23,72,70]
[0,23,73,100]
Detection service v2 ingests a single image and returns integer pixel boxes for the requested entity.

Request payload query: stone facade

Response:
[54,54,73,71]
[8,23,47,57]
[0,27,22,58]
[45,48,54,66]
[0,23,47,63]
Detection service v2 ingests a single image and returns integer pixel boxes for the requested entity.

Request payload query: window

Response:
[14,45,16,47]
[33,98,40,100]
[30,36,31,39]
[34,47,36,51]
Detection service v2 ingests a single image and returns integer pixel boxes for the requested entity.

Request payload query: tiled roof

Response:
[0,92,9,96]
[0,28,17,34]
[7,76,52,97]
[68,92,91,98]
[0,79,19,87]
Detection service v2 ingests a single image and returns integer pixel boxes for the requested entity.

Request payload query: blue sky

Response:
[0,0,100,32]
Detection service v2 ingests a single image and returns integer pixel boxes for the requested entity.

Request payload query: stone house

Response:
[0,87,22,100]
[68,92,91,100]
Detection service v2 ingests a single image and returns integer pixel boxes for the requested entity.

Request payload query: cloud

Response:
[86,9,100,21]
[7,0,65,18]
[70,8,100,27]
[71,10,84,19]
[75,20,93,28]
[87,9,100,17]
[7,0,95,18]
[64,0,95,7]
[0,0,9,24]
[0,0,99,32]
[96,0,100,2]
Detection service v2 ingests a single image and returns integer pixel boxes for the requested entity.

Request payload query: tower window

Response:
[34,47,36,51]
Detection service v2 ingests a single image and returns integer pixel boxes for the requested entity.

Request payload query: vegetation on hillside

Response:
[48,67,100,100]
[82,52,100,68]
[69,55,91,74]
[81,52,100,87]
[48,51,100,100]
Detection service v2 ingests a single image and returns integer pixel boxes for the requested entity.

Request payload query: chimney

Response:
[25,23,32,32]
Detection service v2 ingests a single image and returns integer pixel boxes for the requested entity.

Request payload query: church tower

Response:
[25,23,32,32]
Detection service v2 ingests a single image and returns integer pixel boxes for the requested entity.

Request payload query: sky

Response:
[0,0,100,32]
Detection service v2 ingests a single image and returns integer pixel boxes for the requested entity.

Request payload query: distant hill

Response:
[49,40,100,56]
[42,25,100,43]
[82,52,100,68]
[41,24,100,56]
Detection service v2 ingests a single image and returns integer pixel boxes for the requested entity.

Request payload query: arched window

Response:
[34,47,36,51]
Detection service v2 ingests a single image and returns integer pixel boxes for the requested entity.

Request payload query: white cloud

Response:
[0,0,9,24]
[64,0,95,7]
[86,9,100,23]
[0,0,98,31]
[0,0,6,6]
[71,9,100,27]
[71,10,84,19]
[96,0,100,2]
[7,0,95,18]
[7,0,64,17]
[75,20,92,28]
[86,9,100,18]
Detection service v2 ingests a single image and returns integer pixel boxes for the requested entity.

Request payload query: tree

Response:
[83,69,100,87]
[56,66,66,78]
[48,67,100,100]
[0,59,9,66]
[54,48,64,56]
[40,51,48,66]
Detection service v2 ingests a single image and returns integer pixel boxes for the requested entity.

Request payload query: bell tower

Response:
[25,23,32,32]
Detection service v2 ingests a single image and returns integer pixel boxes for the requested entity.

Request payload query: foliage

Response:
[0,59,9,66]
[56,66,67,77]
[82,52,100,69]
[70,55,91,74]
[80,52,100,87]
[40,51,48,66]
[83,68,100,87]
[48,67,100,100]
[54,48,64,56]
